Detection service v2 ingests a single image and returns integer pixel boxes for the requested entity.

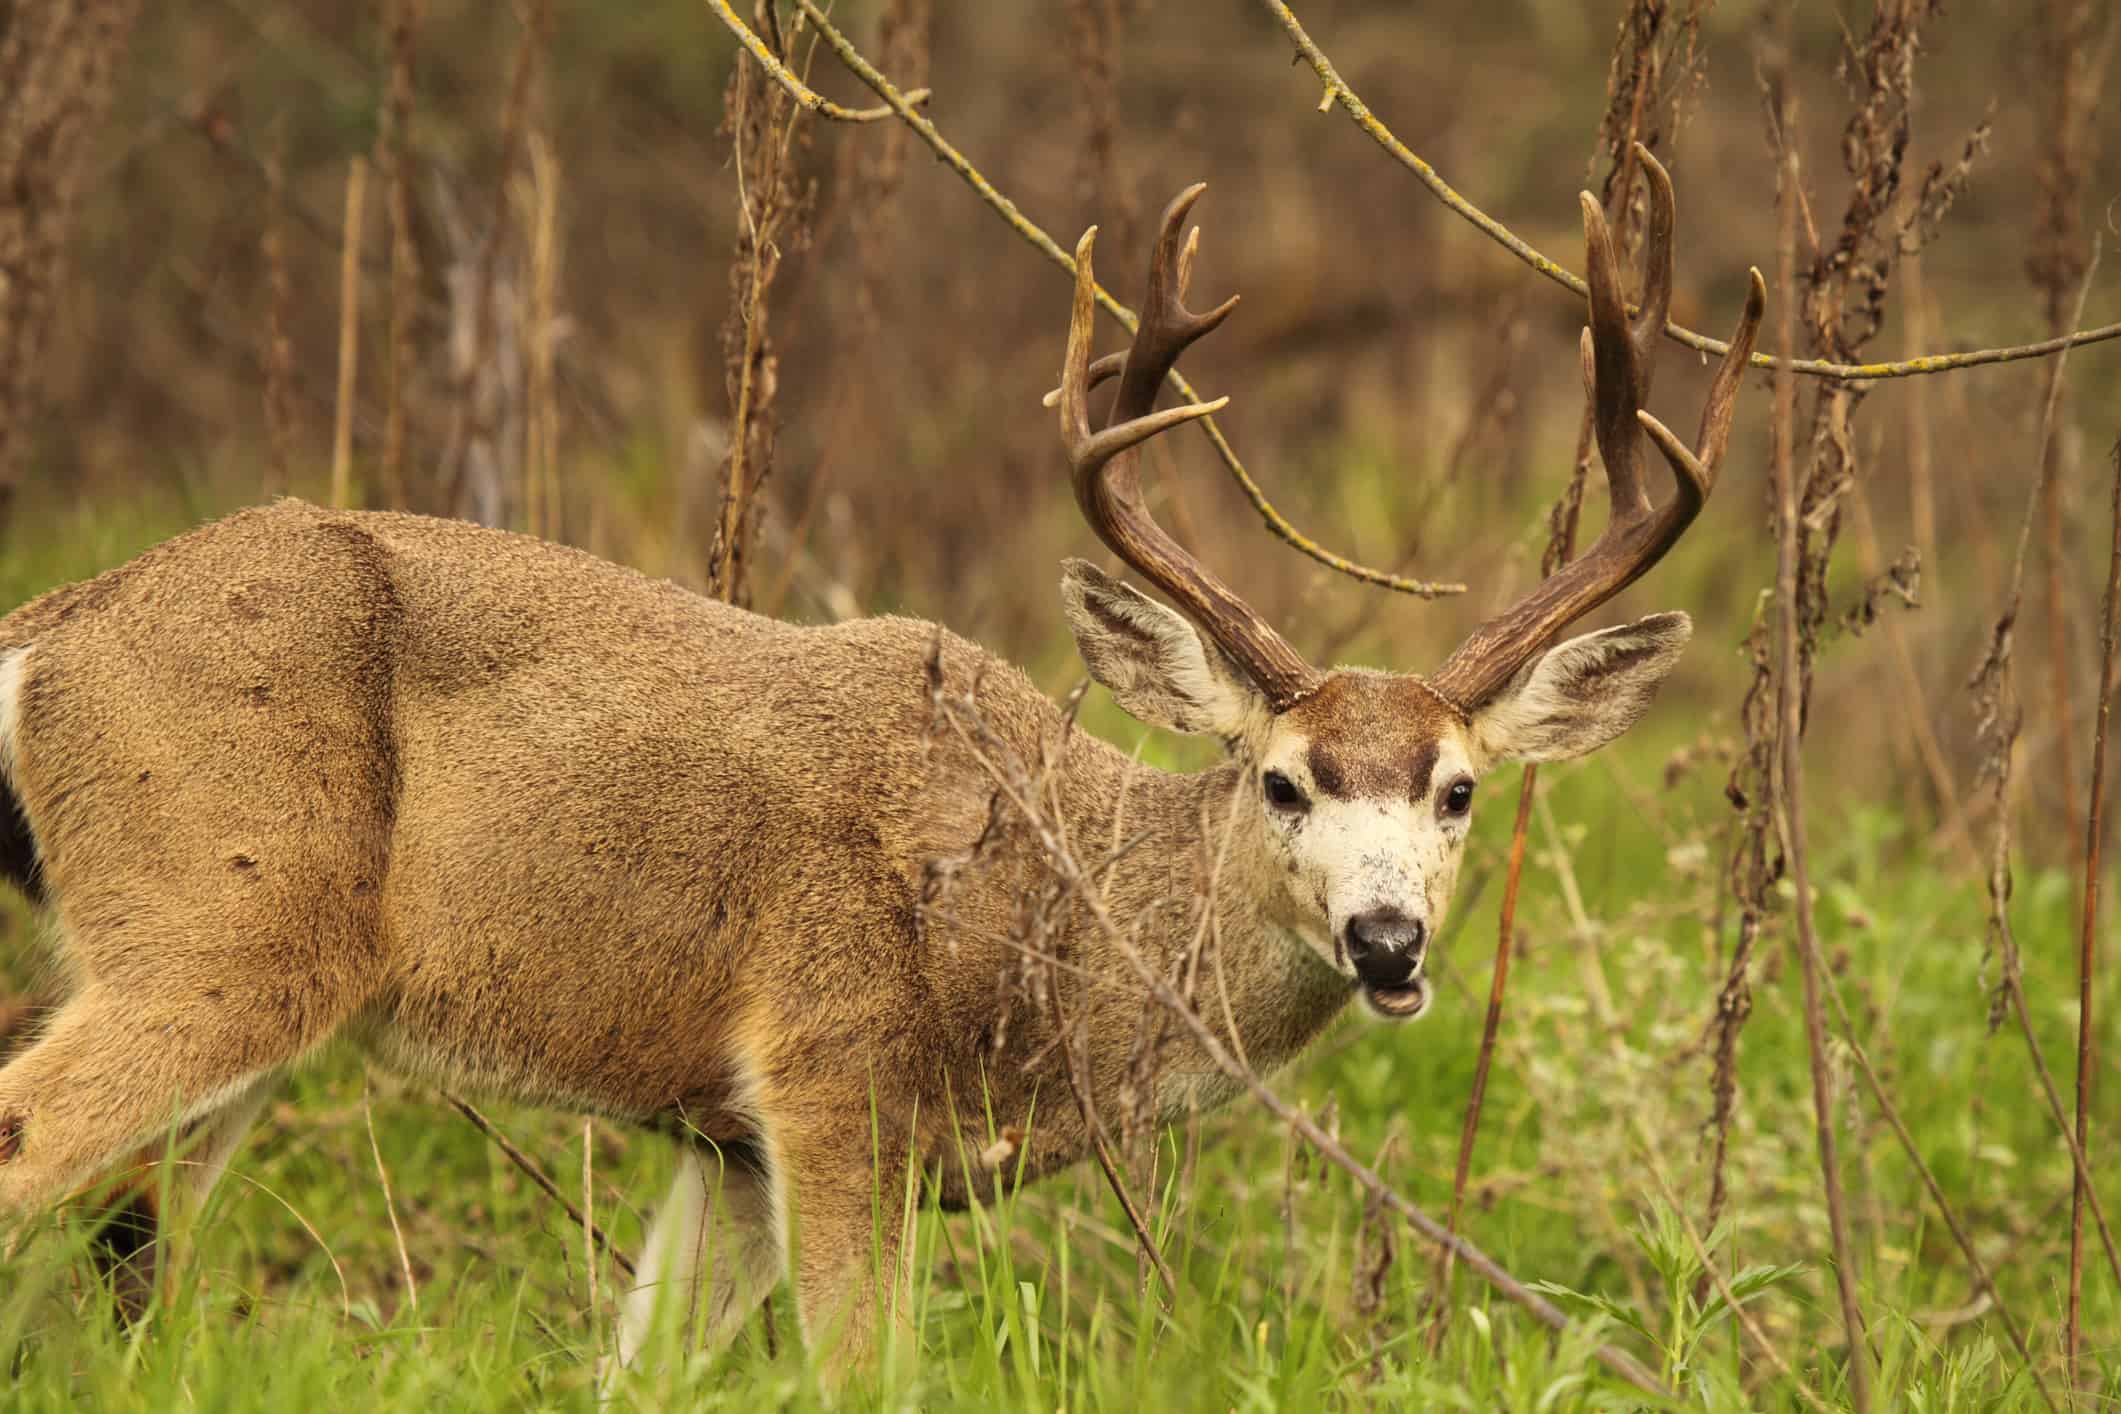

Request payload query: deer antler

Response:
[1428,145,1767,713]
[1059,185,1325,712]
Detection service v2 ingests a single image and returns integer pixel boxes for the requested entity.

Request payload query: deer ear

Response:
[1061,559,1261,737]
[1468,612,1691,766]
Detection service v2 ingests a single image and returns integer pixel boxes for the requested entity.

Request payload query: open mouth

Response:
[1359,973,1431,1019]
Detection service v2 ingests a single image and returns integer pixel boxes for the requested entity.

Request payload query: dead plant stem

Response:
[2068,441,2120,1384]
[1771,138,1873,1412]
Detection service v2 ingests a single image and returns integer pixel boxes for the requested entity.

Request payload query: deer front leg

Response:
[779,1111,919,1383]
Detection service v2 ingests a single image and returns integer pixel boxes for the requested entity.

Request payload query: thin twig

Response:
[770,0,1463,600]
[2069,438,2120,1384]
[705,0,930,121]
[1770,134,1873,1410]
[1258,0,2121,382]
[363,1085,421,1316]
[330,156,368,511]
[442,1091,637,1279]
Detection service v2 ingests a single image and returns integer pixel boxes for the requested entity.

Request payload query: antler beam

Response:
[1059,187,1325,713]
[1428,146,1766,712]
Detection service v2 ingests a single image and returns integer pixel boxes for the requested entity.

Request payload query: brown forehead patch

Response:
[1290,671,1465,801]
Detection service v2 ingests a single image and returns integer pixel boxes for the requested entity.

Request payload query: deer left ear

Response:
[1060,558,1262,738]
[1468,612,1691,766]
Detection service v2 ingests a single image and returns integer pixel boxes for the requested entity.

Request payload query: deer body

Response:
[0,157,1761,1375]
[0,501,1355,1346]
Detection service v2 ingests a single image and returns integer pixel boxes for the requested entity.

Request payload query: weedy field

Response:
[3,0,2120,1410]
[1,652,2109,1411]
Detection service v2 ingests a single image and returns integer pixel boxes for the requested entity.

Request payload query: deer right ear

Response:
[1060,559,1261,737]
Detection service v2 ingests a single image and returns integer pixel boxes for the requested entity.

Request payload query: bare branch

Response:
[765,0,1465,600]
[1258,0,2121,382]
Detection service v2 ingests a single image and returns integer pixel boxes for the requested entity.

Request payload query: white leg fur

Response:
[613,1145,784,1372]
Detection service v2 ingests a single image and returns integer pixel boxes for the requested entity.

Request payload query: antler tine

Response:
[1429,148,1766,713]
[1057,192,1324,713]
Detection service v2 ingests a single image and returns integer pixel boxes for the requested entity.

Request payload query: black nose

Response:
[1345,909,1425,987]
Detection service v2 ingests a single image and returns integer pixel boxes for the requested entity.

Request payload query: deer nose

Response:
[1344,909,1425,987]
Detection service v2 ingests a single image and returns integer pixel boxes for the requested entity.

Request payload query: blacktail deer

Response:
[0,148,1761,1372]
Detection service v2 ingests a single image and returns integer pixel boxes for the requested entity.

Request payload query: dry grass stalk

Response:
[707,1,818,608]
[523,136,561,542]
[769,0,1465,600]
[261,120,298,499]
[330,156,369,512]
[438,0,550,523]
[363,1082,421,1317]
[2068,439,2120,1386]
[1811,943,2055,1405]
[377,0,423,513]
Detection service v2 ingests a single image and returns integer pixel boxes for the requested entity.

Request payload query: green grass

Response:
[1,501,2115,1411]
[3,728,2113,1410]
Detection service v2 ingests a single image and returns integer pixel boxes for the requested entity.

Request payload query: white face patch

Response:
[1251,726,1478,990]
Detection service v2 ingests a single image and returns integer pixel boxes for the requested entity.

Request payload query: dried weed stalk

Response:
[1708,0,1975,1238]
[1969,245,2121,1371]
[377,0,424,513]
[2067,438,2121,1382]
[707,1,819,609]
[261,121,298,499]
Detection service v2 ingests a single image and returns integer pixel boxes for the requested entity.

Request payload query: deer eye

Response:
[1262,770,1309,813]
[1443,778,1475,817]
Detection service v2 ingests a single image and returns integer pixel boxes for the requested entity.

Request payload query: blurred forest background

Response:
[7,0,2115,818]
[4,0,2121,1407]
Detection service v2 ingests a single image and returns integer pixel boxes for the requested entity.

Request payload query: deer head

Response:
[1057,150,1765,1021]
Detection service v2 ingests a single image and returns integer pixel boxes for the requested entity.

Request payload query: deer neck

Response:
[1051,752,1355,1097]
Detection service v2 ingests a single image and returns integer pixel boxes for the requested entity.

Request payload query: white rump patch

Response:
[0,647,28,785]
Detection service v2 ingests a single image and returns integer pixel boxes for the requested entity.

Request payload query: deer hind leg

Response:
[614,1141,786,1373]
[0,980,317,1223]
[87,1076,276,1319]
